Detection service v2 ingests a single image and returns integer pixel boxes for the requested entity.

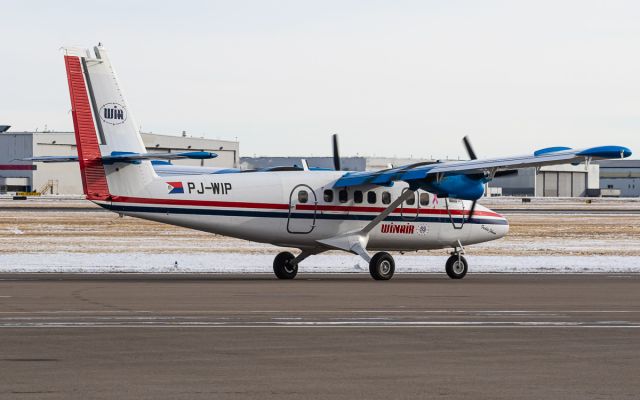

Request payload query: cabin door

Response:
[400,188,419,220]
[287,184,318,234]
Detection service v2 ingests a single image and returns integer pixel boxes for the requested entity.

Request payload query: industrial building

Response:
[240,156,439,171]
[596,160,640,197]
[0,130,239,194]
[487,164,601,197]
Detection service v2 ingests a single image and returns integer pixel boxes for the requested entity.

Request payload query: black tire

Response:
[273,252,298,279]
[369,252,395,280]
[445,255,468,279]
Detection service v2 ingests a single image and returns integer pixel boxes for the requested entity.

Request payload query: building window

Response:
[298,190,308,203]
[367,191,377,204]
[382,191,391,205]
[324,189,333,202]
[354,190,363,204]
[419,192,430,206]
[339,189,348,203]
[607,185,614,189]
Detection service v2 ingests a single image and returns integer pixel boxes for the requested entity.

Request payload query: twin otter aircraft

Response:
[27,45,632,280]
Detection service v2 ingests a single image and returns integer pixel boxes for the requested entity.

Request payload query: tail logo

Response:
[99,102,127,125]
[167,182,184,194]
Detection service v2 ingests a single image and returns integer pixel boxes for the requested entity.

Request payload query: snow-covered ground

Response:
[1,198,639,274]
[1,253,639,274]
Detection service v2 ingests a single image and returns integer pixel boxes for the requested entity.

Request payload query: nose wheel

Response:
[445,254,468,279]
[369,252,395,280]
[273,251,298,279]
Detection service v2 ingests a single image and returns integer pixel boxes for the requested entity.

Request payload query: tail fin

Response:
[63,45,154,201]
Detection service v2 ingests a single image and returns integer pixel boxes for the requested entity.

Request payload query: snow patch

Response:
[0,253,638,273]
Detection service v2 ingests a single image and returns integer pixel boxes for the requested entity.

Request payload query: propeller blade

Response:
[332,134,341,171]
[462,136,477,160]
[467,200,477,223]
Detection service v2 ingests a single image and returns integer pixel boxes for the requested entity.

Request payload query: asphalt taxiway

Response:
[1,273,639,399]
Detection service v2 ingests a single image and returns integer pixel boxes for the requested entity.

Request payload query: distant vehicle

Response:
[24,45,633,280]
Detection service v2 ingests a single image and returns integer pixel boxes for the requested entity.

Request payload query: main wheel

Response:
[445,255,468,279]
[273,252,298,279]
[369,252,395,280]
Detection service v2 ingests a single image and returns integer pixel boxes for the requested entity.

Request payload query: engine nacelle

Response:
[418,174,485,201]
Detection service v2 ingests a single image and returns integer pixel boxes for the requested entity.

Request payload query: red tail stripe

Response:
[64,55,109,200]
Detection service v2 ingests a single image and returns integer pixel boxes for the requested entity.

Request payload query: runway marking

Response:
[0,309,640,314]
[0,323,639,329]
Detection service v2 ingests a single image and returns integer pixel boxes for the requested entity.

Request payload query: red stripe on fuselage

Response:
[108,196,504,218]
[297,204,502,218]
[109,195,290,210]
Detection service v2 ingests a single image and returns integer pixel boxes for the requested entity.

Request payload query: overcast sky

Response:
[2,0,639,159]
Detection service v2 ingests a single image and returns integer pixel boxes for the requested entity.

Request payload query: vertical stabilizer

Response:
[63,45,155,200]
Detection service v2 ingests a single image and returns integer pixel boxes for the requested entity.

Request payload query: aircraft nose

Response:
[476,204,509,239]
[496,213,509,238]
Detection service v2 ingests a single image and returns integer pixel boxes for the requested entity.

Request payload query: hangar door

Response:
[538,171,586,197]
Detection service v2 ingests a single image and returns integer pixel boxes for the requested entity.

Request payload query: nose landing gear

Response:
[446,241,468,279]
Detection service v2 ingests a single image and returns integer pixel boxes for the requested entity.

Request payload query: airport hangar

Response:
[0,128,239,194]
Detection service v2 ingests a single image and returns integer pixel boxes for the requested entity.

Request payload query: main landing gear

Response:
[369,252,395,280]
[273,252,298,279]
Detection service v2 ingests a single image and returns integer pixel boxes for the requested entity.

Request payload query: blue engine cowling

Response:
[417,174,485,201]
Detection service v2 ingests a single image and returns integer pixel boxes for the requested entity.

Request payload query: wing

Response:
[334,145,632,198]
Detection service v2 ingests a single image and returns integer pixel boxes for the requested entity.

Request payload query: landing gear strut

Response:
[445,240,468,279]
[273,252,298,279]
[369,252,395,280]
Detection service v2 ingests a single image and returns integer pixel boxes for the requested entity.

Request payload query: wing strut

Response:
[316,189,416,261]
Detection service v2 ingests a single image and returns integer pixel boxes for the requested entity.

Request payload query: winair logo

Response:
[99,103,127,125]
[381,223,415,234]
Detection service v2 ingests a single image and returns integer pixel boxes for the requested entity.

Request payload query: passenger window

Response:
[298,190,308,203]
[339,189,348,203]
[354,190,363,204]
[367,191,377,204]
[419,192,429,206]
[324,189,334,202]
[382,191,391,205]
[405,192,416,206]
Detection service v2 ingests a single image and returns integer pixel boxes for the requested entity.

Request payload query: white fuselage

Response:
[96,168,509,252]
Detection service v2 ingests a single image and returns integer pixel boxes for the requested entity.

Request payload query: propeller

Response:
[462,136,479,222]
[332,134,341,171]
[462,136,477,161]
